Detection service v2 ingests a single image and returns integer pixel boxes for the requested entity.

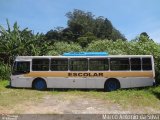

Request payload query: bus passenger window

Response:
[142,58,152,70]
[130,58,141,71]
[70,58,88,71]
[51,59,68,71]
[110,58,130,71]
[32,59,49,71]
[89,58,109,71]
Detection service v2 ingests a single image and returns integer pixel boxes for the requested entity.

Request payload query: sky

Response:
[0,0,160,42]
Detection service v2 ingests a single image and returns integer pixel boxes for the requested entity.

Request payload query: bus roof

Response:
[15,55,153,61]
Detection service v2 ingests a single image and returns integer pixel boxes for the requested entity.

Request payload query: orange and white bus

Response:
[10,52,155,91]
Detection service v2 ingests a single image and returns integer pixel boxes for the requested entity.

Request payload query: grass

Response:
[0,80,48,108]
[55,87,160,110]
[50,87,160,111]
[0,80,160,113]
[86,88,160,109]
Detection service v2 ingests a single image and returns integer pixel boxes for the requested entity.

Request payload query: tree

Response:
[93,17,112,39]
[0,20,49,64]
[65,9,126,41]
[140,32,149,38]
[133,32,152,43]
[66,9,94,36]
[111,28,126,41]
[45,9,126,43]
[77,32,97,47]
[45,28,64,42]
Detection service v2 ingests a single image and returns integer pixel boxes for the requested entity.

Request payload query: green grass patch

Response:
[0,80,48,108]
[89,88,160,109]
[50,87,160,110]
[0,80,160,112]
[71,87,160,110]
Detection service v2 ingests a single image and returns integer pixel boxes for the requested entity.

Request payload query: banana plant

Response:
[0,20,50,64]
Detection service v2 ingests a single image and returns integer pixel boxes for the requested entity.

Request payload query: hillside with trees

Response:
[0,9,160,83]
[45,9,126,47]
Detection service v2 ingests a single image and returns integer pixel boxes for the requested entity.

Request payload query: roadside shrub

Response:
[0,63,10,80]
[47,42,83,55]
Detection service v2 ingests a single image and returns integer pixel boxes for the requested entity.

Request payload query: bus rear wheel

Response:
[32,78,47,90]
[104,79,120,92]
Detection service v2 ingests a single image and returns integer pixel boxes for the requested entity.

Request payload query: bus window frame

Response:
[142,57,152,71]
[32,58,50,71]
[130,57,141,71]
[69,58,88,71]
[89,58,109,71]
[50,58,69,71]
[12,61,30,75]
[110,58,130,71]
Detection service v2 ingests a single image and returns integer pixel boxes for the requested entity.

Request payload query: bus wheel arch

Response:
[104,78,120,92]
[32,77,47,90]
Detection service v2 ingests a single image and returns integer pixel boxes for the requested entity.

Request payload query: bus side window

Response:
[51,58,68,71]
[142,58,152,70]
[89,58,109,71]
[69,58,88,71]
[110,58,130,71]
[130,58,141,71]
[32,59,49,71]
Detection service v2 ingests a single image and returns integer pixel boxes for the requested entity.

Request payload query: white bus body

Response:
[10,55,155,91]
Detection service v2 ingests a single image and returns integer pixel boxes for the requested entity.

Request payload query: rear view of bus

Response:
[10,52,155,91]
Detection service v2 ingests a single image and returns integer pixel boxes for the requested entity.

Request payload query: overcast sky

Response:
[0,0,160,42]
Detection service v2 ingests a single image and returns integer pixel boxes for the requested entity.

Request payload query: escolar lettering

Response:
[68,73,103,77]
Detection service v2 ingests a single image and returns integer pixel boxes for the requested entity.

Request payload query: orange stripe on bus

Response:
[24,71,153,78]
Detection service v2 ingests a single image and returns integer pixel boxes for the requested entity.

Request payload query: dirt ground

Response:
[4,94,158,114]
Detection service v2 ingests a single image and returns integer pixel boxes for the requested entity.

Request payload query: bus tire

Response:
[32,78,47,90]
[104,78,120,92]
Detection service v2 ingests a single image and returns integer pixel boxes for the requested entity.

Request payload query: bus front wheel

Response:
[104,79,120,92]
[32,78,47,90]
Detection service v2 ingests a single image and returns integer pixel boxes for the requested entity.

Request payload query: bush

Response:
[47,42,83,55]
[0,63,11,80]
[86,39,129,54]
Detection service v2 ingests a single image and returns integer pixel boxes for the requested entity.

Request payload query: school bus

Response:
[10,52,155,91]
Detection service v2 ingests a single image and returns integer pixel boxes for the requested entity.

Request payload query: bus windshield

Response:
[12,61,30,75]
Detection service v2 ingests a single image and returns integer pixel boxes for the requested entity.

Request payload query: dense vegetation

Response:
[0,9,160,83]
